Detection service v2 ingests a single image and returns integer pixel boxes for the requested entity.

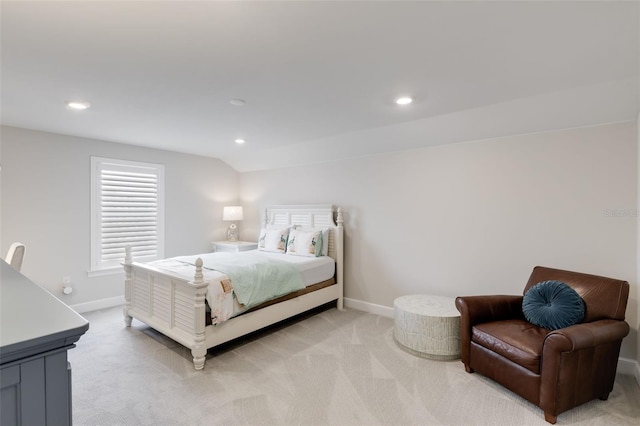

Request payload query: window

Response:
[90,157,164,274]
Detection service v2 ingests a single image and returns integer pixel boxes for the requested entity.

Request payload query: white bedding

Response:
[249,250,335,286]
[146,250,335,324]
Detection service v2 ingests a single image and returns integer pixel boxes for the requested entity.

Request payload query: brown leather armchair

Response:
[455,266,630,424]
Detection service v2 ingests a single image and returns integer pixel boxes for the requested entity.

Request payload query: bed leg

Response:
[337,297,344,311]
[192,347,206,370]
[190,258,208,370]
[124,312,132,327]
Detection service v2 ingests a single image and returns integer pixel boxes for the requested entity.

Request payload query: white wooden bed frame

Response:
[123,204,344,370]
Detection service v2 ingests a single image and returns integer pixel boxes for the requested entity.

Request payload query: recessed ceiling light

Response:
[395,96,413,106]
[66,101,91,110]
[230,99,246,106]
[234,138,246,144]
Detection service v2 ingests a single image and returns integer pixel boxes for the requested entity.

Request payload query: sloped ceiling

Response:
[1,1,638,172]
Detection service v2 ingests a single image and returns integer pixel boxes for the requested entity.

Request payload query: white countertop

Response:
[0,260,89,364]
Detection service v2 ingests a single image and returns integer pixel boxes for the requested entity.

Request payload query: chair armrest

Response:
[543,319,630,353]
[540,319,630,416]
[456,295,524,369]
[455,295,524,326]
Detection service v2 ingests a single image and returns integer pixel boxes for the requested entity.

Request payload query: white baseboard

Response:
[345,297,640,382]
[344,297,393,318]
[70,295,124,314]
[617,357,639,380]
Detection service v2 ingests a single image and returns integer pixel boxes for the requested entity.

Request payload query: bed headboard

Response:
[264,204,343,262]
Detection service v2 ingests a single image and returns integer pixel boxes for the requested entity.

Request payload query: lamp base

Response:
[227,223,238,242]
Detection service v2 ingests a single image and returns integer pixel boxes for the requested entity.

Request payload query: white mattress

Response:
[247,250,335,286]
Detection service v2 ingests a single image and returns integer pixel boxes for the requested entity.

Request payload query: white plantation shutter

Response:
[91,157,164,272]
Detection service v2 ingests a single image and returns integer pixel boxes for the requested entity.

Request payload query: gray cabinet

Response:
[0,261,89,426]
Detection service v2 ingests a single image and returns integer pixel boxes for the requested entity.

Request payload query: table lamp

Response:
[222,206,244,241]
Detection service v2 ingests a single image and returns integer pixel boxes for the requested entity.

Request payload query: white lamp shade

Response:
[223,206,244,221]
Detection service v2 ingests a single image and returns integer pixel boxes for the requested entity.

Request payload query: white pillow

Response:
[292,227,329,256]
[286,228,323,257]
[258,227,289,253]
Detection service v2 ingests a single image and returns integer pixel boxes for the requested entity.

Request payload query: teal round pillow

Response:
[522,280,585,330]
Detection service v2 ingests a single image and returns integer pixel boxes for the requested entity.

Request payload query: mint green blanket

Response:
[198,252,305,308]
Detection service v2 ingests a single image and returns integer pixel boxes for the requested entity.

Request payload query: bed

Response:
[123,204,344,370]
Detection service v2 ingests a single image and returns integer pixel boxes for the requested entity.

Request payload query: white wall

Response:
[240,122,638,360]
[0,126,239,307]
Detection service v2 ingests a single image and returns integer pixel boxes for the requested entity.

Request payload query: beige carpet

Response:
[69,305,640,426]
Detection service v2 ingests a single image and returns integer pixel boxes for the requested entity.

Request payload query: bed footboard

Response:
[123,247,209,369]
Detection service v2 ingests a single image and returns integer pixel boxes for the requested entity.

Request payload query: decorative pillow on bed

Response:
[292,226,329,256]
[258,227,289,253]
[522,280,585,330]
[286,228,323,257]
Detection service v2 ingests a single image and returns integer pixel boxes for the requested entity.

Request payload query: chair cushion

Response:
[472,320,549,374]
[522,280,585,330]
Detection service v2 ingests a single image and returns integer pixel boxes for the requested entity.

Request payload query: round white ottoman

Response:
[393,294,461,360]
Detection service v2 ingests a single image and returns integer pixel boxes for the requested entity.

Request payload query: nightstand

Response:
[211,241,258,253]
